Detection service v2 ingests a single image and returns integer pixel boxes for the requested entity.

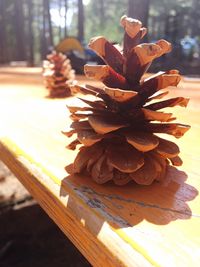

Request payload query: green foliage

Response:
[84,0,128,43]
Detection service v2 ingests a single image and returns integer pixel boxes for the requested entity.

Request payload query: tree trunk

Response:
[14,0,26,61]
[59,0,62,41]
[47,0,53,47]
[78,0,84,42]
[99,0,105,27]
[164,14,170,40]
[43,0,54,48]
[27,0,34,66]
[0,0,8,63]
[171,12,179,44]
[64,0,68,37]
[41,1,47,59]
[192,0,200,37]
[128,0,150,27]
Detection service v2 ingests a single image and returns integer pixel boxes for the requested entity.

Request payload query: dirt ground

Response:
[0,161,91,267]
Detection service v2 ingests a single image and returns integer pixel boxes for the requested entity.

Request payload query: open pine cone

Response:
[63,15,190,186]
[43,51,75,98]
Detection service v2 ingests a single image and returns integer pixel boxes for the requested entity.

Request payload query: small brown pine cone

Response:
[63,15,190,186]
[43,51,75,98]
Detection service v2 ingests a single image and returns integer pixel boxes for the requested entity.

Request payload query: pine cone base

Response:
[48,84,71,98]
[67,133,181,185]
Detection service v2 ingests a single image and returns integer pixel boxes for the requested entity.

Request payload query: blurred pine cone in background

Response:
[64,15,190,186]
[43,51,75,98]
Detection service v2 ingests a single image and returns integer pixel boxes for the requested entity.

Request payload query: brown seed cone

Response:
[64,15,190,186]
[43,50,76,98]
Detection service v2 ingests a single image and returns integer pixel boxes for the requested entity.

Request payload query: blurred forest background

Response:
[0,0,200,74]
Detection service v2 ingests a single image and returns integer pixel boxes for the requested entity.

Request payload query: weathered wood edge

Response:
[0,137,154,267]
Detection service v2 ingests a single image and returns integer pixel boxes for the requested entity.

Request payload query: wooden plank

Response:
[0,138,153,267]
[0,70,200,267]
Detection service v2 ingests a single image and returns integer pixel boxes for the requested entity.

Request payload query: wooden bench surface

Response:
[0,68,200,267]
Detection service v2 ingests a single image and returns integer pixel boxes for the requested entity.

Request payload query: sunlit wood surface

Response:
[0,67,200,267]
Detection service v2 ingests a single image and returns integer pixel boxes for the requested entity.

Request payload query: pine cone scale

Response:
[88,36,125,75]
[130,156,158,185]
[88,115,127,134]
[106,142,144,173]
[125,131,159,152]
[156,138,180,158]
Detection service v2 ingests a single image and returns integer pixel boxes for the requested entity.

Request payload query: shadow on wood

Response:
[60,165,198,235]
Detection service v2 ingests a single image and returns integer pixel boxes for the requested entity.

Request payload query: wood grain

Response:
[0,69,200,267]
